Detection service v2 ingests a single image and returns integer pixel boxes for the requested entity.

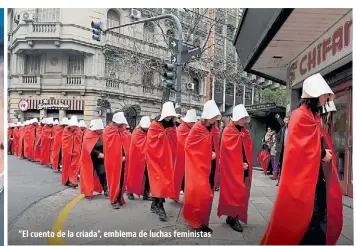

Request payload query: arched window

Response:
[107,9,120,33]
[192,78,200,95]
[143,21,155,43]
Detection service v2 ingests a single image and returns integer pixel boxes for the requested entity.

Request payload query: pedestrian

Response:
[61,116,81,188]
[260,73,343,245]
[7,123,15,155]
[80,118,108,199]
[102,112,131,209]
[27,119,38,161]
[40,117,54,166]
[126,116,152,201]
[173,109,197,201]
[183,100,221,233]
[79,120,87,134]
[12,123,19,156]
[23,121,30,159]
[17,121,25,159]
[147,101,177,221]
[269,134,278,180]
[217,104,253,233]
[50,118,67,171]
[275,114,289,186]
[33,120,43,162]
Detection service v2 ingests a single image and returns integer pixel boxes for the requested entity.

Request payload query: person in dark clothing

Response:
[90,134,108,198]
[8,123,15,155]
[274,114,289,186]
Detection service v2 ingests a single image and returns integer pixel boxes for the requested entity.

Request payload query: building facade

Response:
[234,8,353,197]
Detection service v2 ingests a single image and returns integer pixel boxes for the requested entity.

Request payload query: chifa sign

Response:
[18,99,29,112]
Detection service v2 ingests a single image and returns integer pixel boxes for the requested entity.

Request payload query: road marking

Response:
[48,194,84,245]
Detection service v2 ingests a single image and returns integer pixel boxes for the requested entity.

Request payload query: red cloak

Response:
[40,125,52,165]
[103,123,131,204]
[12,127,19,155]
[61,127,82,185]
[257,149,270,175]
[8,128,13,143]
[217,121,253,223]
[173,122,191,201]
[17,127,25,158]
[260,104,343,245]
[182,121,220,228]
[126,128,148,196]
[26,125,36,160]
[23,126,30,158]
[34,125,42,162]
[146,121,177,199]
[80,130,104,197]
[50,125,64,170]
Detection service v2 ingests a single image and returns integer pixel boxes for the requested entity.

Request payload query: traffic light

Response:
[162,63,176,89]
[91,21,105,41]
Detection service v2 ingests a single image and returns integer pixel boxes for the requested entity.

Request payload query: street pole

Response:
[102,14,183,114]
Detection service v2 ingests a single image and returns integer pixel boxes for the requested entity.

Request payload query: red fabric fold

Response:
[50,125,64,170]
[40,125,52,165]
[12,127,19,155]
[217,121,253,224]
[126,128,148,196]
[173,122,191,201]
[183,121,220,228]
[146,121,177,199]
[103,123,131,204]
[80,130,104,197]
[260,104,343,245]
[257,149,270,175]
[17,127,25,158]
[26,125,36,160]
[34,125,42,162]
[61,127,82,185]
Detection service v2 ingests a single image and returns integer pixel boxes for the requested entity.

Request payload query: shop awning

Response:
[234,8,352,88]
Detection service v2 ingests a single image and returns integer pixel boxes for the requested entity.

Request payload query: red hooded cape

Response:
[40,125,52,165]
[126,128,148,196]
[50,125,64,170]
[23,126,29,158]
[173,122,191,201]
[34,125,42,162]
[25,125,36,160]
[80,130,104,197]
[103,123,131,204]
[257,149,270,175]
[17,127,25,158]
[260,104,343,245]
[8,128,13,142]
[146,121,177,199]
[11,127,18,154]
[182,121,220,228]
[61,127,82,185]
[217,121,253,223]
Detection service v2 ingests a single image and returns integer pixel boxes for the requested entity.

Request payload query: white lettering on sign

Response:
[38,103,69,110]
[289,11,352,86]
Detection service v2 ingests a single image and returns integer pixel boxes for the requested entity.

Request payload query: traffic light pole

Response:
[102,14,183,114]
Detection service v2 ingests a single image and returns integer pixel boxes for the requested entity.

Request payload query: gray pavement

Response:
[8,156,354,245]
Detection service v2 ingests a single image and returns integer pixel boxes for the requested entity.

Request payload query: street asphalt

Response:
[7,155,354,245]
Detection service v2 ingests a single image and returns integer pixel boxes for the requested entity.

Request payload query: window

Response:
[192,78,200,95]
[107,9,120,33]
[142,71,154,87]
[226,82,234,96]
[143,22,155,43]
[25,55,41,75]
[36,8,60,22]
[68,55,84,75]
[235,85,244,104]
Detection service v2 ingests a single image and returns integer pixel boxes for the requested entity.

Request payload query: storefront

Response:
[234,8,353,196]
[18,98,85,122]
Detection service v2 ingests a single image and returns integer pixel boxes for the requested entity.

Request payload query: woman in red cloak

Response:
[218,104,253,233]
[61,116,82,188]
[126,116,152,201]
[50,119,66,171]
[17,124,25,158]
[102,112,131,209]
[261,73,343,245]
[12,123,20,155]
[27,119,38,161]
[80,119,108,199]
[172,109,197,201]
[34,120,43,162]
[183,100,221,233]
[147,102,177,221]
[8,123,15,155]
[40,118,54,166]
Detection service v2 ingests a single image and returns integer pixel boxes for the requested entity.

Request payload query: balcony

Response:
[62,75,86,91]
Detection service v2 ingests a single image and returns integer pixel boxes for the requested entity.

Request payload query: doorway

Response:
[332,81,352,197]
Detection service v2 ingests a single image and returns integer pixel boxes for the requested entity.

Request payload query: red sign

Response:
[18,99,29,112]
[289,11,352,86]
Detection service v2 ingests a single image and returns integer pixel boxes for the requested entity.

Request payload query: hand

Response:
[212,152,216,160]
[243,163,249,170]
[122,156,126,162]
[322,149,332,162]
[98,153,104,159]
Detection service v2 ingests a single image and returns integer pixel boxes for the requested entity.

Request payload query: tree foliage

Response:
[260,88,287,107]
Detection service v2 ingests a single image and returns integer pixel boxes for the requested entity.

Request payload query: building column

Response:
[59,109,66,120]
[286,66,300,116]
[40,109,47,121]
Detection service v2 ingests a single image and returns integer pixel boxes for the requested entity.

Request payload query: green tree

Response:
[260,88,287,107]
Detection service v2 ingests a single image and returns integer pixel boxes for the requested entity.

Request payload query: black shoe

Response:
[104,190,109,198]
[143,193,152,201]
[157,203,167,221]
[127,193,135,200]
[112,202,120,209]
[229,217,243,232]
[201,225,213,233]
[150,201,158,214]
[226,216,232,224]
[85,196,91,200]
[69,183,78,188]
